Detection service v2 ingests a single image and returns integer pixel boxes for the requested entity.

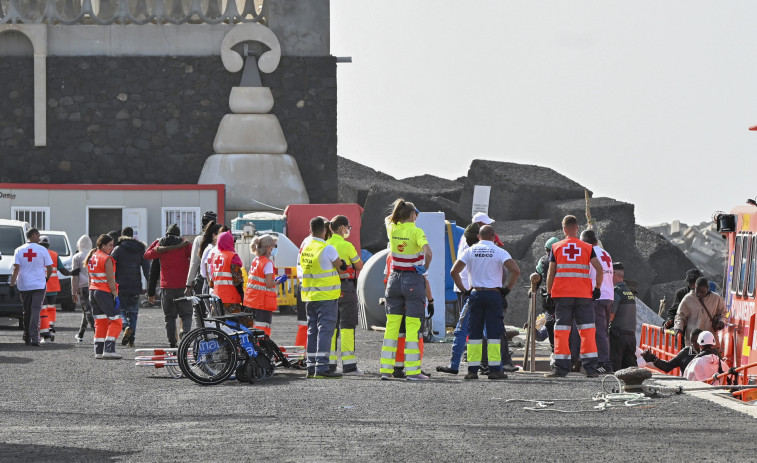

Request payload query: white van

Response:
[0,219,31,325]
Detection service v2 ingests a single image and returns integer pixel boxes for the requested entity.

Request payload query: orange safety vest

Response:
[88,249,115,293]
[210,249,241,304]
[46,249,61,293]
[551,237,593,298]
[243,256,278,311]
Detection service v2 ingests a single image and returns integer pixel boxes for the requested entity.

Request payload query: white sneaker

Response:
[102,352,123,360]
[95,353,103,359]
[74,335,84,343]
[343,369,364,376]
[406,373,430,381]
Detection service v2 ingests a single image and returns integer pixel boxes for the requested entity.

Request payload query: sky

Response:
[330,1,757,225]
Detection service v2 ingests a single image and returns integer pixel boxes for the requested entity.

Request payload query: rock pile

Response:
[339,156,699,324]
[646,220,726,278]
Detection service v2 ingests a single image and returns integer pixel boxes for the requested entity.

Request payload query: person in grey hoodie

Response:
[112,227,150,347]
[71,235,95,342]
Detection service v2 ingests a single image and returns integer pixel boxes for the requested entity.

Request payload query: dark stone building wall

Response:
[0,55,337,204]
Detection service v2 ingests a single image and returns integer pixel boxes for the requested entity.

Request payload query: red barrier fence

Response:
[639,323,683,376]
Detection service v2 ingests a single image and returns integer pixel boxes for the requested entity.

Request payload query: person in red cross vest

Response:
[145,224,192,348]
[243,234,288,335]
[86,234,123,359]
[545,215,604,378]
[10,228,53,346]
[38,235,77,342]
[208,231,244,312]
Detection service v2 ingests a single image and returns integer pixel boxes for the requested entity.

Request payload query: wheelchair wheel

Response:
[178,328,237,385]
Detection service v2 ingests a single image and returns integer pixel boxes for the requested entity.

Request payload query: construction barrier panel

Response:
[638,323,683,376]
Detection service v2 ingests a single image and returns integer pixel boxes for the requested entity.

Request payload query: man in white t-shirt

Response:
[10,228,53,346]
[581,230,615,374]
[451,225,520,380]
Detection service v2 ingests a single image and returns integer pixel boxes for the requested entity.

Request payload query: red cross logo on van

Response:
[563,243,582,262]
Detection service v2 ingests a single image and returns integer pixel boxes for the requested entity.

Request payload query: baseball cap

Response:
[39,235,49,245]
[472,212,494,225]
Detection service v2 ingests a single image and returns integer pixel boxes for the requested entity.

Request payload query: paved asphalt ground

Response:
[0,306,755,463]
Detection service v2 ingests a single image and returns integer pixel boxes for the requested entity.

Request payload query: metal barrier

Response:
[638,323,683,376]
[276,267,297,307]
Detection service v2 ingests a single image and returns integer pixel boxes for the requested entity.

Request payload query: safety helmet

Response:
[544,237,560,252]
[697,330,716,346]
[39,235,49,247]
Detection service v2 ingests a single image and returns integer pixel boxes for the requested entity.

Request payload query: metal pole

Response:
[530,292,537,372]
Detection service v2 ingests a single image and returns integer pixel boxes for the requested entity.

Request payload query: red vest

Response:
[551,237,593,298]
[210,249,241,304]
[46,249,61,292]
[243,256,278,311]
[88,249,115,293]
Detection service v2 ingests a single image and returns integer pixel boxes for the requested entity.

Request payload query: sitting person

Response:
[641,328,703,374]
[683,331,728,385]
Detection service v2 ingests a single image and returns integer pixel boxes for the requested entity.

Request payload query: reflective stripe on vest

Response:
[210,249,241,304]
[551,237,593,298]
[46,249,61,292]
[243,256,277,311]
[326,234,358,279]
[300,239,340,301]
[387,222,425,271]
[88,250,114,292]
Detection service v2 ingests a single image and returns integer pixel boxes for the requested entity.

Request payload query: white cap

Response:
[39,235,49,245]
[697,330,716,346]
[472,212,494,225]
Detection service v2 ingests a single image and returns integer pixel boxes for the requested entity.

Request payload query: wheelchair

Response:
[174,294,295,386]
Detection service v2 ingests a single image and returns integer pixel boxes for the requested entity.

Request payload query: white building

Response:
[0,183,225,243]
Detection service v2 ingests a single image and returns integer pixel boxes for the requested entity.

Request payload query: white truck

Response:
[0,219,30,326]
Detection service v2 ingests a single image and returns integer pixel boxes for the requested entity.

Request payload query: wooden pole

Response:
[522,295,532,369]
[529,292,536,371]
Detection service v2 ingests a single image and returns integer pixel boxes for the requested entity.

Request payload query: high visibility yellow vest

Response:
[326,234,358,279]
[387,222,426,272]
[300,239,340,302]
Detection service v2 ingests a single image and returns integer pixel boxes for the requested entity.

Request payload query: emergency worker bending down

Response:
[450,225,520,380]
[545,215,604,378]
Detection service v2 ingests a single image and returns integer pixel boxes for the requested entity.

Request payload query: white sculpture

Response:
[199,23,309,212]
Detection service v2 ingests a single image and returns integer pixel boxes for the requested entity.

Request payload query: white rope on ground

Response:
[504,386,652,413]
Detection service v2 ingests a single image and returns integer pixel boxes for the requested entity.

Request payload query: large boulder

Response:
[635,225,697,285]
[591,220,655,304]
[400,174,463,203]
[458,160,590,221]
[360,184,465,252]
[337,156,397,206]
[491,219,553,260]
[539,197,636,239]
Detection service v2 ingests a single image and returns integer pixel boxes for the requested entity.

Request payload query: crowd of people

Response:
[8,201,732,384]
